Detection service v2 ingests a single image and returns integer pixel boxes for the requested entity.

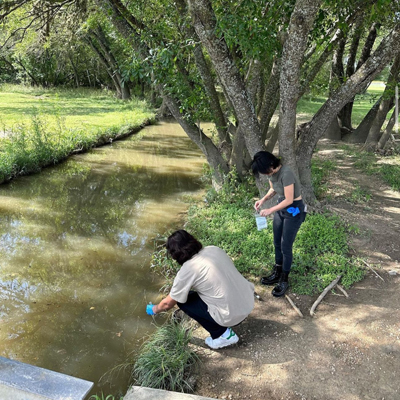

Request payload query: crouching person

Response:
[146,230,255,349]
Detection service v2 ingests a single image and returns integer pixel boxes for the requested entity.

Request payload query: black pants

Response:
[273,199,306,273]
[177,291,226,339]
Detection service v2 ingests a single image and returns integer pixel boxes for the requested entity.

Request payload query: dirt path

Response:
[192,141,400,400]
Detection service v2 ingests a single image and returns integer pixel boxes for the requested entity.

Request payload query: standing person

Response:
[145,230,254,350]
[252,151,306,297]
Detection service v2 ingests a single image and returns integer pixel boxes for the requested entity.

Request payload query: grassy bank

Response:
[0,85,155,184]
[152,170,365,296]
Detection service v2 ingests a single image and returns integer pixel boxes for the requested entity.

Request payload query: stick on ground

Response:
[361,259,385,281]
[285,294,304,317]
[336,284,349,298]
[310,275,342,317]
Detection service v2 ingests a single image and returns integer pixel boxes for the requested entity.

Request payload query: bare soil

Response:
[192,141,400,400]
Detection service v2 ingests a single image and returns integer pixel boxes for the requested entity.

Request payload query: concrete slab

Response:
[0,356,93,400]
[125,386,217,400]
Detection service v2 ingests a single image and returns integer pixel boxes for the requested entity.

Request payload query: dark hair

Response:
[166,230,203,265]
[251,151,281,176]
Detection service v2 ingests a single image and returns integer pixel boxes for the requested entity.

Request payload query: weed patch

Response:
[152,174,364,296]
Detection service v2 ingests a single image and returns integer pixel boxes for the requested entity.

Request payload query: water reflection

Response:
[0,121,206,396]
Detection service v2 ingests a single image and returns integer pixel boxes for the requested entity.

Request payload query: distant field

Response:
[297,81,385,126]
[0,84,154,132]
[0,85,155,183]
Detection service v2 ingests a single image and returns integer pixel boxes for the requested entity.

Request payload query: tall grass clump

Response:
[133,320,198,392]
[152,172,364,295]
[89,394,124,400]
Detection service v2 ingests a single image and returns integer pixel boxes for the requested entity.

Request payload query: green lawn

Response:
[0,84,155,184]
[297,81,385,126]
[0,84,153,131]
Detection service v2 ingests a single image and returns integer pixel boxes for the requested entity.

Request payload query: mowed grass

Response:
[297,81,385,126]
[0,84,155,183]
[0,84,153,130]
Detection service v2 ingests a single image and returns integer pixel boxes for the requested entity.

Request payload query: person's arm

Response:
[254,181,276,211]
[260,184,294,216]
[152,295,177,314]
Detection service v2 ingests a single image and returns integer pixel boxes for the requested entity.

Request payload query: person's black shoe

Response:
[261,264,282,285]
[272,272,289,297]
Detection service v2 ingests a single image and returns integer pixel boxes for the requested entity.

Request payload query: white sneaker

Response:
[205,328,239,349]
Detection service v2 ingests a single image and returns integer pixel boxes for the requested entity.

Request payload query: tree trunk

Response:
[259,57,281,142]
[163,93,229,189]
[364,53,400,150]
[230,126,245,178]
[296,26,400,204]
[346,97,381,142]
[265,120,279,153]
[338,18,364,130]
[93,26,131,100]
[187,0,264,157]
[378,109,396,150]
[279,0,323,177]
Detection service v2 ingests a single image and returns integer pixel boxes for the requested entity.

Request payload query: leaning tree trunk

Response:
[338,17,364,130]
[378,109,396,150]
[296,26,400,204]
[364,53,400,150]
[163,93,229,189]
[187,0,264,157]
[346,97,381,142]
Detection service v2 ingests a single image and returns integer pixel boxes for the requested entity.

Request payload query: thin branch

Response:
[310,275,342,317]
[285,294,303,317]
[336,284,349,298]
[361,259,385,281]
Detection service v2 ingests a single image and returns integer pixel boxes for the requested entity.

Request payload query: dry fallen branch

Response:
[310,275,342,317]
[336,284,349,298]
[361,259,385,281]
[285,294,303,317]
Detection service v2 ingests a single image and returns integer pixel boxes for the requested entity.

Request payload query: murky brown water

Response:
[0,121,207,397]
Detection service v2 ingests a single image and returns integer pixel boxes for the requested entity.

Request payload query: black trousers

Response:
[273,199,306,273]
[177,291,226,339]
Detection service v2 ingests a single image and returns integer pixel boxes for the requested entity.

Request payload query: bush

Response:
[133,321,198,392]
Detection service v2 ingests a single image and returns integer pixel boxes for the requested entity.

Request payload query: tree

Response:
[2,0,400,203]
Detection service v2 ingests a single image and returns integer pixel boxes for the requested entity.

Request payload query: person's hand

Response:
[254,199,263,211]
[146,304,156,315]
[260,208,273,216]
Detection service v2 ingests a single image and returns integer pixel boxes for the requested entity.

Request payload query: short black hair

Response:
[166,230,203,265]
[251,151,281,176]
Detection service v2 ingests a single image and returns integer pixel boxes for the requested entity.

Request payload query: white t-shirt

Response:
[169,246,255,327]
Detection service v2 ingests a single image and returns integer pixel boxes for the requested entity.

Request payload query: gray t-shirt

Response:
[169,246,255,327]
[269,164,301,198]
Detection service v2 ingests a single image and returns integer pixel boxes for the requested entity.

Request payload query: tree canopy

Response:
[1,0,400,202]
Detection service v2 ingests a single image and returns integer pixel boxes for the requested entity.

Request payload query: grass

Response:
[297,81,384,126]
[0,84,155,184]
[133,320,198,392]
[151,172,365,295]
[339,144,400,192]
[89,395,124,400]
[0,84,152,129]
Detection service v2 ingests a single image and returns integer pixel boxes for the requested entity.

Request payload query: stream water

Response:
[0,120,207,396]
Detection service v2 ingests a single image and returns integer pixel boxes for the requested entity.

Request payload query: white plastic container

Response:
[255,214,267,231]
